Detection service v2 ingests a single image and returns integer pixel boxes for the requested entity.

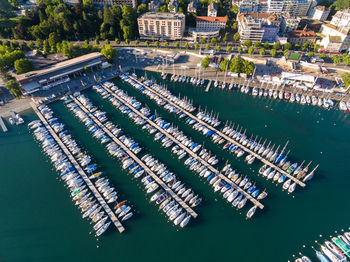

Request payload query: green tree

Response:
[174,41,180,48]
[137,3,148,15]
[194,43,199,49]
[101,45,118,62]
[164,41,169,47]
[283,42,292,50]
[201,56,210,69]
[199,38,206,45]
[294,44,300,50]
[216,45,221,52]
[223,32,228,43]
[210,38,217,46]
[135,40,139,45]
[244,40,252,48]
[302,42,309,51]
[342,72,350,88]
[264,42,270,49]
[284,49,289,58]
[14,58,34,74]
[259,48,265,56]
[48,32,59,53]
[205,44,210,50]
[106,39,110,44]
[184,42,189,49]
[313,44,320,52]
[43,40,50,55]
[155,41,160,48]
[270,49,277,57]
[4,80,22,98]
[273,42,281,50]
[248,46,254,55]
[227,46,232,52]
[320,53,327,59]
[233,32,240,42]
[332,54,341,64]
[125,39,130,45]
[145,40,150,46]
[220,58,229,71]
[238,46,243,53]
[115,38,120,44]
[308,51,315,58]
[95,38,100,45]
[255,41,262,48]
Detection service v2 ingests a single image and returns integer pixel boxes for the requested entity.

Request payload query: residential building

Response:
[187,0,198,13]
[311,5,330,21]
[137,12,185,40]
[196,16,227,32]
[237,12,280,42]
[298,18,323,32]
[267,0,312,17]
[330,9,350,30]
[68,0,137,8]
[207,3,217,17]
[319,23,350,52]
[287,28,317,45]
[168,0,178,13]
[148,0,161,12]
[280,15,300,34]
[237,0,268,13]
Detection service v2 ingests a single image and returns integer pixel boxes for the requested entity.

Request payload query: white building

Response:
[311,6,330,22]
[207,3,217,17]
[319,24,350,52]
[330,9,350,30]
[196,16,227,32]
[267,0,312,17]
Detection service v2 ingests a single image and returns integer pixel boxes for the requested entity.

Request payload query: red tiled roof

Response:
[196,16,228,23]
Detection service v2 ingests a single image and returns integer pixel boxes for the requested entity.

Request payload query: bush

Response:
[14,58,34,74]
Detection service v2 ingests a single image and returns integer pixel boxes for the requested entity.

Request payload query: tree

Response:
[302,42,309,51]
[233,32,240,42]
[43,40,50,55]
[95,38,100,45]
[244,40,252,48]
[155,41,160,48]
[135,40,139,45]
[145,40,150,46]
[248,46,254,55]
[264,42,270,49]
[115,38,120,44]
[205,44,210,50]
[283,42,292,50]
[308,51,315,58]
[223,32,228,43]
[184,42,189,49]
[164,41,169,47]
[320,53,327,59]
[125,39,130,45]
[174,41,180,48]
[259,48,265,56]
[227,46,232,52]
[255,41,262,48]
[137,3,148,15]
[4,80,22,98]
[342,72,350,88]
[294,44,300,50]
[101,45,118,62]
[284,49,289,58]
[332,54,341,64]
[220,58,229,71]
[216,45,221,52]
[238,46,243,53]
[106,39,110,44]
[194,43,199,49]
[14,58,34,74]
[273,42,281,50]
[270,49,277,57]
[313,43,320,52]
[210,38,217,46]
[199,38,206,45]
[201,56,210,69]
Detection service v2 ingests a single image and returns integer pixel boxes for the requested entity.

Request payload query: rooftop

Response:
[323,23,349,35]
[237,12,280,24]
[138,12,185,20]
[288,30,317,39]
[315,5,329,11]
[196,16,228,23]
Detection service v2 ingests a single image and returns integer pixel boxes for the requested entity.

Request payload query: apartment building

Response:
[168,0,178,13]
[196,16,227,32]
[311,6,330,22]
[330,9,350,30]
[148,0,161,12]
[207,3,217,17]
[237,12,280,42]
[84,0,137,8]
[287,29,317,45]
[237,0,268,13]
[267,0,312,17]
[187,0,198,13]
[137,12,185,40]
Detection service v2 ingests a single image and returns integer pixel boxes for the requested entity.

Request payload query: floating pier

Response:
[30,102,126,233]
[205,80,212,92]
[128,75,306,188]
[100,84,265,210]
[70,96,199,219]
[0,116,8,132]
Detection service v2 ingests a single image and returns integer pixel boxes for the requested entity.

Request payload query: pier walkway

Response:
[100,85,264,210]
[205,81,211,92]
[31,102,126,233]
[0,117,7,132]
[70,95,198,218]
[127,75,306,188]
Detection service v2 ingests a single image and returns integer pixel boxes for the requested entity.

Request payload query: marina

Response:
[0,116,8,132]
[67,94,199,221]
[94,82,264,212]
[30,102,126,234]
[120,73,310,189]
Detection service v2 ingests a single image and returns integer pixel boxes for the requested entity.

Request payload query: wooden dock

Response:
[129,75,306,188]
[69,96,199,219]
[30,102,126,233]
[0,116,8,132]
[100,85,265,210]
[205,80,211,92]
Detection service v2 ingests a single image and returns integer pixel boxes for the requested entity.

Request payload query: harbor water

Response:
[1,70,350,262]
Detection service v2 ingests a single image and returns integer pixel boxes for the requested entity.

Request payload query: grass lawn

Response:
[289,53,301,60]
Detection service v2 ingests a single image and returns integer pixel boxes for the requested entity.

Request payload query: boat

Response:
[95,222,111,236]
[180,214,191,228]
[246,205,257,219]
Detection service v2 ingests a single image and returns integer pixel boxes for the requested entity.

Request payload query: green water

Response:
[1,70,350,262]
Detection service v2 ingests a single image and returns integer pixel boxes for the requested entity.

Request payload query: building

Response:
[298,18,323,32]
[187,0,198,13]
[15,53,107,95]
[311,5,330,21]
[287,28,317,45]
[330,9,350,30]
[280,16,300,34]
[207,3,217,17]
[237,0,268,13]
[267,0,312,17]
[237,12,280,42]
[196,16,228,32]
[148,0,161,12]
[137,12,185,40]
[319,23,350,52]
[168,0,178,13]
[64,0,137,8]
